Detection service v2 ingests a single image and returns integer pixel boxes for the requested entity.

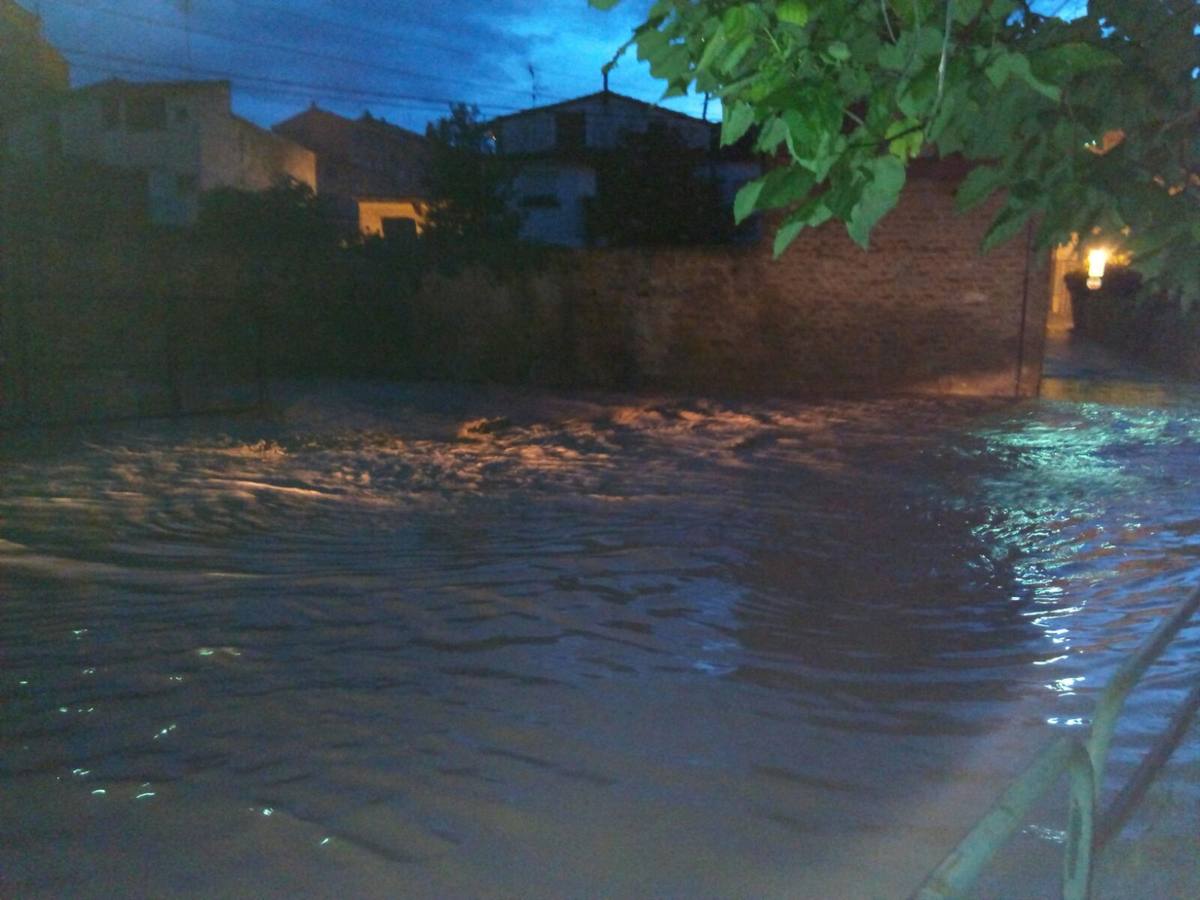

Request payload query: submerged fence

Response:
[913,586,1200,899]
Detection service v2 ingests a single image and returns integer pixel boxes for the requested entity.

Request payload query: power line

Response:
[42,0,674,108]
[60,46,525,113]
[224,0,489,61]
[42,0,579,105]
[67,60,473,118]
[223,0,643,88]
[64,45,717,133]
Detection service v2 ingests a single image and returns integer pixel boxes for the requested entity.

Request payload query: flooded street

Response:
[3,382,1199,898]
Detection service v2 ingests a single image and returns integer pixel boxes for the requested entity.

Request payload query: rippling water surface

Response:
[3,382,1198,897]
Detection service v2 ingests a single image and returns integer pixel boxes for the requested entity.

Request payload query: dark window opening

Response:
[555,112,585,153]
[101,97,120,130]
[126,95,167,131]
[381,217,418,241]
[519,193,561,209]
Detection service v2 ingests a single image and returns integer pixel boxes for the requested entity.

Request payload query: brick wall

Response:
[523,168,1050,398]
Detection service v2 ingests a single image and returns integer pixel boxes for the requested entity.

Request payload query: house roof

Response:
[274,104,427,146]
[488,90,712,128]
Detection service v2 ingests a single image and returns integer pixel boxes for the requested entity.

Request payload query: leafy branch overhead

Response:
[590,0,1199,302]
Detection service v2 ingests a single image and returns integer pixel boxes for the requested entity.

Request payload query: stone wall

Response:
[503,168,1051,398]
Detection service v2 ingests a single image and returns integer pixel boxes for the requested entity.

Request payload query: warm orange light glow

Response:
[1087,248,1110,291]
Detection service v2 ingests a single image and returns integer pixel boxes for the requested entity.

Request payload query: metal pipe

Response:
[912,736,1077,899]
[1086,587,1200,791]
[913,584,1200,899]
[1063,740,1096,900]
[1096,680,1200,850]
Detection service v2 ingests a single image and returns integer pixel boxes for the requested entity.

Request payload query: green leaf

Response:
[886,119,923,160]
[781,108,811,158]
[878,42,907,71]
[755,116,789,153]
[956,165,1002,211]
[733,178,765,224]
[635,28,669,63]
[721,35,756,74]
[777,0,809,27]
[825,41,851,62]
[986,51,1061,102]
[847,156,905,248]
[648,44,692,82]
[722,6,748,35]
[953,0,982,24]
[1039,42,1121,78]
[773,219,806,257]
[721,101,755,146]
[697,28,727,72]
[981,204,1030,252]
[588,0,622,9]
[771,197,832,258]
[758,166,816,209]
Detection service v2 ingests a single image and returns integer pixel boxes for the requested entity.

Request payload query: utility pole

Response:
[180,0,193,70]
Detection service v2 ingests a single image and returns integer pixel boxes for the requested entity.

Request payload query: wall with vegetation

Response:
[424,172,1049,398]
[1,171,1050,427]
[1068,271,1200,378]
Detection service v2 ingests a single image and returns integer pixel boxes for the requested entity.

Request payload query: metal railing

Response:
[913,586,1200,900]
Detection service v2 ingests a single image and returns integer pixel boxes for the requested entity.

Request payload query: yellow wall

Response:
[358,199,425,237]
[1048,242,1078,329]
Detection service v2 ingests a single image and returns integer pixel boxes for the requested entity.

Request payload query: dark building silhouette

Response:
[274,104,430,238]
[0,0,69,136]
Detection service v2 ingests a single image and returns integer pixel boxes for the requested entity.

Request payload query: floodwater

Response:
[2,382,1198,898]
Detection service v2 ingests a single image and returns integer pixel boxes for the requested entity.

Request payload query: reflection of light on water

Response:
[1024,823,1067,845]
[1047,676,1085,695]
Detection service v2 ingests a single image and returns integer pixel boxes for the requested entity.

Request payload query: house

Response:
[490,90,760,247]
[0,0,69,136]
[273,104,430,239]
[5,79,316,226]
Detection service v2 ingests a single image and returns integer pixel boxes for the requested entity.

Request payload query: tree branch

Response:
[927,0,955,126]
[881,0,897,43]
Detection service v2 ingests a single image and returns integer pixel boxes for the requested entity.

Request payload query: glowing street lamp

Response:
[1086,248,1110,290]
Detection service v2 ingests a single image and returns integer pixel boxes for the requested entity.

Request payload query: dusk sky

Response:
[30,0,702,133]
[28,0,1089,134]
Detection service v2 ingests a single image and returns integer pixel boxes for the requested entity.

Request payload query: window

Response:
[174,106,190,124]
[519,193,561,209]
[101,97,120,130]
[381,217,417,241]
[126,95,167,131]
[555,112,585,153]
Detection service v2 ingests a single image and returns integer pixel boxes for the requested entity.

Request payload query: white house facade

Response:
[491,91,758,247]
